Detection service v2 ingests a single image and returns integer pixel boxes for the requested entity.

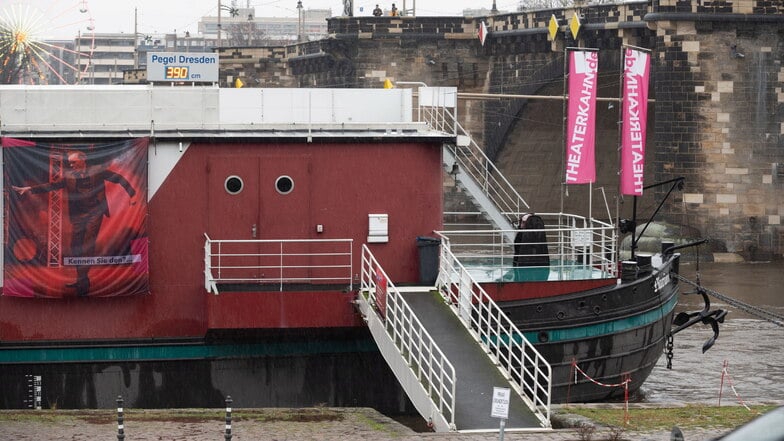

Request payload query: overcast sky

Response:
[4,0,519,38]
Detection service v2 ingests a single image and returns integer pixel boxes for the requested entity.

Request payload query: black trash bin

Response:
[416,236,441,285]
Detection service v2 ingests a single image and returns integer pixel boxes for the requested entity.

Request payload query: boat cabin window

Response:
[224,175,244,195]
[275,175,294,194]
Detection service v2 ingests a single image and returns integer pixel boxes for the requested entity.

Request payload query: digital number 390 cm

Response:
[165,66,189,79]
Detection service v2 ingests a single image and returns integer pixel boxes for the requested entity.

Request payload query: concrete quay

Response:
[0,405,733,441]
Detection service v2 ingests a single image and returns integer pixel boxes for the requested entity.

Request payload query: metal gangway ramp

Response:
[357,244,551,432]
[402,289,543,431]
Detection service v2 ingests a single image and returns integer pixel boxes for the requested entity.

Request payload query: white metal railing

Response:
[417,89,529,225]
[204,235,353,294]
[436,212,618,282]
[435,242,552,428]
[360,245,456,429]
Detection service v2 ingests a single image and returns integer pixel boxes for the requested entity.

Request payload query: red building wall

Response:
[0,140,444,341]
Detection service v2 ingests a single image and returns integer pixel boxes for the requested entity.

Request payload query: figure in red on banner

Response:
[12,150,138,296]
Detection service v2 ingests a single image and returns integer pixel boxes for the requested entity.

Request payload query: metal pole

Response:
[133,8,138,69]
[77,30,81,84]
[297,0,303,43]
[116,396,125,441]
[456,92,649,102]
[225,395,233,440]
[499,418,505,441]
[217,0,222,48]
[247,14,252,46]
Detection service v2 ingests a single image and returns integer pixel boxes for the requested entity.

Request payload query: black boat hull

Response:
[498,254,680,403]
[0,329,415,412]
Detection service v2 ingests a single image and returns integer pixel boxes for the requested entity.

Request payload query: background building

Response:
[198,7,330,43]
[40,6,331,85]
[42,40,78,85]
[75,33,135,85]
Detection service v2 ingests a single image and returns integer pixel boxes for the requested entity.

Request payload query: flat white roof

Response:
[0,85,451,141]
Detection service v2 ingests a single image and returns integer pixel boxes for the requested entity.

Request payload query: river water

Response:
[640,261,784,404]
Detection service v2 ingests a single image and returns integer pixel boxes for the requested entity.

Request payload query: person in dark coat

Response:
[513,213,550,268]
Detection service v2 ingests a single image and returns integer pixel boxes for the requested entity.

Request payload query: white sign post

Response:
[491,387,510,441]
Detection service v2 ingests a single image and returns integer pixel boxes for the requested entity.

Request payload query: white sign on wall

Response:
[146,52,219,82]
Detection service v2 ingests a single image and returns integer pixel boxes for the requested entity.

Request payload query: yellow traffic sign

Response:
[548,15,559,41]
[569,14,581,40]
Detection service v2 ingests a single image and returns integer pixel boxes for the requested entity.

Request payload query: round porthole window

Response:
[275,175,294,194]
[225,175,244,195]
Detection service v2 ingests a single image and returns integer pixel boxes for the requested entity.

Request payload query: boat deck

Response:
[465,263,609,283]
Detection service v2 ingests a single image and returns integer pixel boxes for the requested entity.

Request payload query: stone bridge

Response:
[217,0,784,260]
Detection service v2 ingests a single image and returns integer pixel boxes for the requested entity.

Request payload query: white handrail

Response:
[418,98,529,223]
[435,239,552,428]
[360,245,456,429]
[204,235,218,294]
[437,212,618,281]
[204,236,353,294]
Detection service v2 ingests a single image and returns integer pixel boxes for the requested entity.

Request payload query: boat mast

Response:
[559,46,568,220]
[616,46,625,263]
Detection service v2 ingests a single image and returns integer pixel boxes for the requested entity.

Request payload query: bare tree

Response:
[226,17,269,47]
[517,0,616,11]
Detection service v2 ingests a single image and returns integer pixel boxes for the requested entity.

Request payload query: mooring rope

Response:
[674,273,784,327]
[568,359,631,424]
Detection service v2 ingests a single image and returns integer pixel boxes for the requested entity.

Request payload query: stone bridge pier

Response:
[219,0,784,260]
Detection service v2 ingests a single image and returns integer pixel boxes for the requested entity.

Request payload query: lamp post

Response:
[247,14,253,46]
[296,0,303,43]
[133,8,139,68]
[218,1,240,47]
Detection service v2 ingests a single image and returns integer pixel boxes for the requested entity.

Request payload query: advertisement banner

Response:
[564,49,599,185]
[2,138,149,298]
[620,48,650,196]
[374,267,387,318]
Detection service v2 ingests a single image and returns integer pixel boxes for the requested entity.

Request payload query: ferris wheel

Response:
[0,0,95,85]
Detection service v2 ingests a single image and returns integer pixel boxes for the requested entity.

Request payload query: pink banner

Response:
[620,48,650,196]
[374,267,387,318]
[565,49,598,185]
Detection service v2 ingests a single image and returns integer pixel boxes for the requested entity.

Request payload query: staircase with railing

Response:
[356,244,552,431]
[416,86,529,240]
[356,245,457,432]
[435,240,552,428]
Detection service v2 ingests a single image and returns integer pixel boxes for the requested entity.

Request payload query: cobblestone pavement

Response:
[0,407,732,441]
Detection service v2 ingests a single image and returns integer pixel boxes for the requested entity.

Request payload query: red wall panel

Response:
[0,140,443,341]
